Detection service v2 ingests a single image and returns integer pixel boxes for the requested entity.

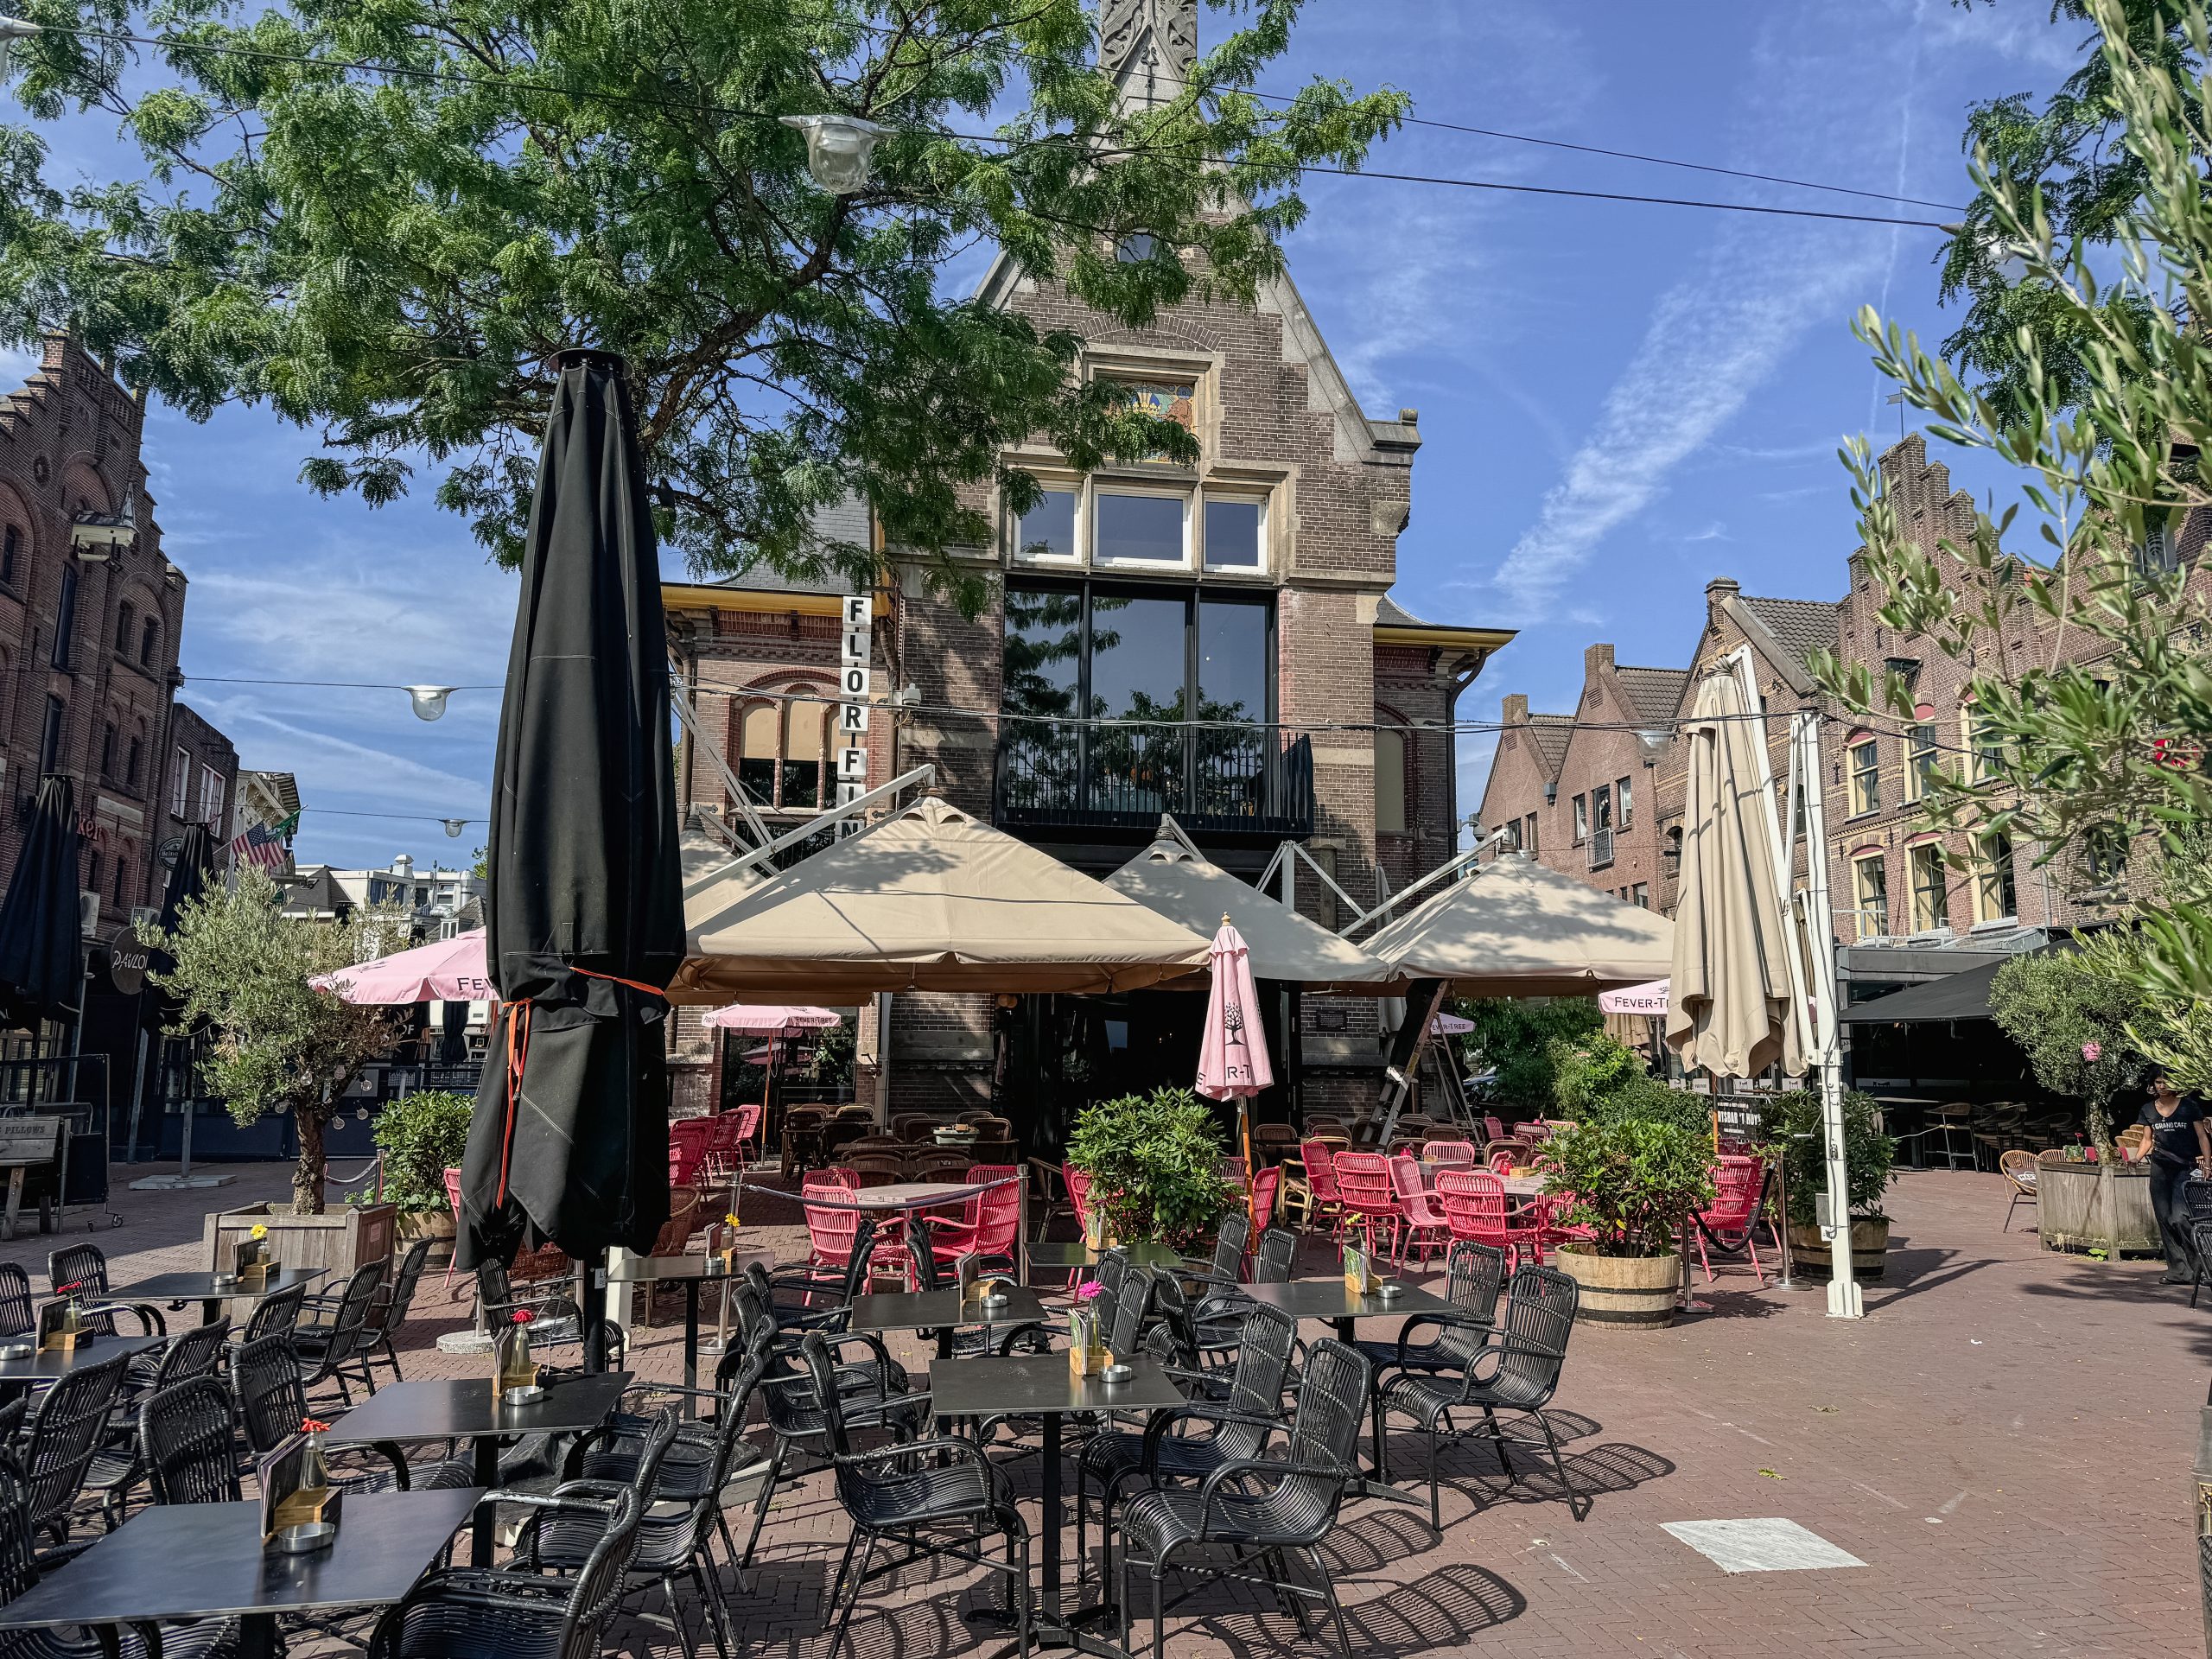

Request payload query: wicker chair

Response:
[1375,1262,1586,1529]
[234,1332,473,1495]
[368,1486,643,1659]
[361,1237,435,1384]
[294,1260,389,1408]
[140,1377,240,1506]
[10,1351,130,1546]
[2000,1149,2040,1233]
[84,1319,234,1526]
[0,1266,31,1339]
[801,1332,1032,1659]
[1116,1338,1370,1659]
[1254,1226,1298,1284]
[241,1280,309,1344]
[47,1245,164,1341]
[1351,1240,1503,1386]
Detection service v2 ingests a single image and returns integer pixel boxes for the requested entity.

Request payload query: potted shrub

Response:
[1758,1088,1897,1280]
[1543,1107,1715,1329]
[371,1090,475,1261]
[1065,1088,1238,1253]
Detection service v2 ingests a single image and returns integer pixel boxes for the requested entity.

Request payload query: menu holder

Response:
[1344,1245,1379,1296]
[706,1221,741,1274]
[257,1435,342,1544]
[1067,1307,1105,1378]
[35,1299,90,1353]
[234,1237,273,1291]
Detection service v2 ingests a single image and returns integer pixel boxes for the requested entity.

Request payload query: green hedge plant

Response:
[372,1090,476,1214]
[1065,1088,1237,1252]
[1544,1116,1715,1259]
[1755,1089,1897,1229]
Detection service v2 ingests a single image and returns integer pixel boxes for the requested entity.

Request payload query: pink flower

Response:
[2082,1041,2102,1063]
[1074,1281,1103,1302]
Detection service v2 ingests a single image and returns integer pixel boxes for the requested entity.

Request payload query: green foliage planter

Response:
[1065,1088,1237,1254]
[1544,1110,1712,1329]
[372,1090,475,1262]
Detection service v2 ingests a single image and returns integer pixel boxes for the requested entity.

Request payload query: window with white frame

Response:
[1094,489,1187,566]
[1848,737,1880,816]
[169,747,190,818]
[1007,474,1276,575]
[198,765,224,830]
[1853,853,1889,937]
[1015,489,1078,562]
[1203,497,1264,570]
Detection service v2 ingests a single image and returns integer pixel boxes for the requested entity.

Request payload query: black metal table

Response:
[321,1373,629,1564]
[604,1254,765,1413]
[1022,1240,1189,1282]
[848,1285,1050,1362]
[931,1352,1183,1656]
[110,1266,327,1325]
[0,1330,162,1394]
[0,1486,479,1659]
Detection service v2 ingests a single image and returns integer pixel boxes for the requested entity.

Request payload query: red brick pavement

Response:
[53,1163,2209,1657]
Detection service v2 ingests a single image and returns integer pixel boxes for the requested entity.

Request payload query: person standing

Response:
[2136,1076,2212,1284]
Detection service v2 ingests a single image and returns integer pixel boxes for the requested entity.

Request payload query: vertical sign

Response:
[837,594,871,810]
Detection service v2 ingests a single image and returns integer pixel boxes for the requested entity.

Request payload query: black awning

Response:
[1839,957,2006,1025]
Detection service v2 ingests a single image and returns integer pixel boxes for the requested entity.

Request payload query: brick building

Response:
[156,702,239,882]
[1478,644,1683,912]
[0,338,206,980]
[664,0,1513,1124]
[1477,432,2175,1010]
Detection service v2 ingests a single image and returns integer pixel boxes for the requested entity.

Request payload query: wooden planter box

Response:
[204,1201,399,1283]
[2035,1160,2159,1256]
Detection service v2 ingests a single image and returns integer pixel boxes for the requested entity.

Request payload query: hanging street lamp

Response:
[779,113,887,195]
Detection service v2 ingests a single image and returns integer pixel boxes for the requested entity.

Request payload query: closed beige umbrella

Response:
[1666,671,1804,1078]
[1363,853,1673,995]
[1107,828,1402,994]
[668,795,1211,1003]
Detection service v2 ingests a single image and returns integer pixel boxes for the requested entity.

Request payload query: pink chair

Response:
[1389,1156,1451,1267]
[1332,1153,1403,1263]
[1421,1140,1478,1168]
[1436,1168,1546,1271]
[1249,1166,1282,1233]
[1065,1164,1096,1234]
[1298,1140,1347,1236]
[802,1181,861,1272]
[1488,1150,1516,1175]
[730,1102,764,1168]
[668,1117,716,1187]
[1483,1115,1506,1143]
[1694,1155,1770,1285]
[441,1167,466,1291]
[817,1166,860,1190]
[931,1164,1021,1261]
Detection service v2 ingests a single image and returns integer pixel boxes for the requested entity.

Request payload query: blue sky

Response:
[1,0,2085,870]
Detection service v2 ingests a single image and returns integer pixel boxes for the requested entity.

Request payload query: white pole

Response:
[1792,709,1861,1319]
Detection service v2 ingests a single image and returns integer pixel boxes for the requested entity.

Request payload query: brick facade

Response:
[0,338,202,958]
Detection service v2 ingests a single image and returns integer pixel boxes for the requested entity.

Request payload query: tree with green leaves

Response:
[0,1,1403,602]
[146,868,399,1212]
[1815,0,2212,1008]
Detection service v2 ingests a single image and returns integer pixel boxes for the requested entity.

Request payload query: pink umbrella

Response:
[702,1004,843,1035]
[309,927,493,1004]
[1197,917,1272,1224]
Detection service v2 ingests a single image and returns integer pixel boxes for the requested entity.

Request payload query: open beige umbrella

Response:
[1665,671,1805,1079]
[1363,852,1674,995]
[668,795,1211,1003]
[1107,828,1402,993]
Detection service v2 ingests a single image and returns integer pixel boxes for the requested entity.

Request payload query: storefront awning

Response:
[1838,958,2005,1024]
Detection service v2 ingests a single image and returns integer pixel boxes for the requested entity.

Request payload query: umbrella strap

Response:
[572,966,669,999]
[497,999,533,1206]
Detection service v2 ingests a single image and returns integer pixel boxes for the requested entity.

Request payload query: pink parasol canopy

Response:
[1599,978,1670,1015]
[701,1004,843,1035]
[1196,918,1272,1101]
[309,927,493,1004]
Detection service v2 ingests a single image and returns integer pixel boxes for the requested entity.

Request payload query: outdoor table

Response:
[0,1486,480,1659]
[848,1285,1050,1361]
[1230,1277,1459,1502]
[110,1265,327,1326]
[1022,1240,1188,1283]
[931,1352,1183,1656]
[1502,1175,1544,1198]
[321,1372,630,1565]
[604,1253,767,1414]
[0,1329,163,1395]
[847,1180,977,1215]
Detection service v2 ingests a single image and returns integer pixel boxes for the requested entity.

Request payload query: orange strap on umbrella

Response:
[493,969,667,1206]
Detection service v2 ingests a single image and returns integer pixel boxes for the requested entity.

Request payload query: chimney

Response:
[1583,643,1615,678]
[1705,576,1740,623]
[1502,693,1529,724]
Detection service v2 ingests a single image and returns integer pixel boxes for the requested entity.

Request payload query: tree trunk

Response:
[294,1107,327,1215]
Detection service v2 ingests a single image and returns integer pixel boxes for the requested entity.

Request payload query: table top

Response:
[848,1286,1049,1332]
[0,1331,162,1385]
[847,1182,975,1211]
[1232,1278,1458,1325]
[114,1267,328,1302]
[322,1371,631,1444]
[1027,1240,1189,1270]
[929,1351,1184,1418]
[605,1250,771,1284]
[0,1488,480,1627]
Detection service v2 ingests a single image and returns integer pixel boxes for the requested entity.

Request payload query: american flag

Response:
[228,814,294,871]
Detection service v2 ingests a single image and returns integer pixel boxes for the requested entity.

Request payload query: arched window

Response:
[736,702,780,805]
[124,728,143,791]
[782,698,830,808]
[1374,723,1408,836]
[114,602,134,656]
[139,616,160,667]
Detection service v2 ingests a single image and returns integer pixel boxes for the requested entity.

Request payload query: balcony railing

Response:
[994,718,1314,837]
[1588,826,1615,870]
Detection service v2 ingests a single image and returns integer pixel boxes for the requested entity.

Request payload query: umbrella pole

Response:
[581,1254,607,1373]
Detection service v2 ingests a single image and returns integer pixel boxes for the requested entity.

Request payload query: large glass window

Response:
[1094,493,1185,564]
[1003,586,1084,719]
[1198,598,1268,721]
[1910,843,1948,931]
[1088,592,1189,721]
[1015,490,1077,562]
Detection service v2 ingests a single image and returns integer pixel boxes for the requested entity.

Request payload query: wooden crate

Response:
[204,1200,398,1281]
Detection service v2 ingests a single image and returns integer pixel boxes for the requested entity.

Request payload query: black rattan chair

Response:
[905,1222,1050,1359]
[140,1377,241,1507]
[235,1332,473,1494]
[363,1238,435,1385]
[1116,1338,1370,1658]
[1083,1300,1298,1585]
[1374,1261,1586,1529]
[0,1266,31,1339]
[802,1333,1032,1659]
[1354,1240,1504,1380]
[1253,1226,1298,1284]
[9,1351,129,1547]
[294,1260,387,1407]
[241,1280,309,1344]
[84,1319,233,1526]
[47,1246,163,1341]
[368,1486,641,1659]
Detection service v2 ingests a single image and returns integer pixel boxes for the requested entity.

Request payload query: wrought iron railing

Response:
[993,718,1313,836]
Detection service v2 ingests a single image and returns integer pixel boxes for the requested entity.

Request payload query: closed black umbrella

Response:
[142,823,217,1029]
[459,351,683,1285]
[0,776,84,1038]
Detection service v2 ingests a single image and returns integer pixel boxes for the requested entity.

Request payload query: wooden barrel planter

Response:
[1786,1218,1891,1282]
[1553,1247,1680,1329]
[2034,1160,2159,1255]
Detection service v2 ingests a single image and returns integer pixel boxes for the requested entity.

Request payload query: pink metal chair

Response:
[1421,1140,1478,1168]
[441,1167,466,1291]
[1332,1152,1403,1263]
[1249,1166,1281,1233]
[1389,1156,1452,1267]
[1693,1155,1770,1285]
[1436,1168,1546,1271]
[1297,1140,1347,1236]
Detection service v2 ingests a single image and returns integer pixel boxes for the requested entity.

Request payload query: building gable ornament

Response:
[1101,0,1196,93]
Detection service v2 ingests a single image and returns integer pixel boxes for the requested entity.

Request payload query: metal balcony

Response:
[993,718,1314,838]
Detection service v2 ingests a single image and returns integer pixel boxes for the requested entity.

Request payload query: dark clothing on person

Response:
[2138,1096,2208,1279]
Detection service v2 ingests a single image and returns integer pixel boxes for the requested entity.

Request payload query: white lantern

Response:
[405,685,456,721]
[779,114,887,195]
